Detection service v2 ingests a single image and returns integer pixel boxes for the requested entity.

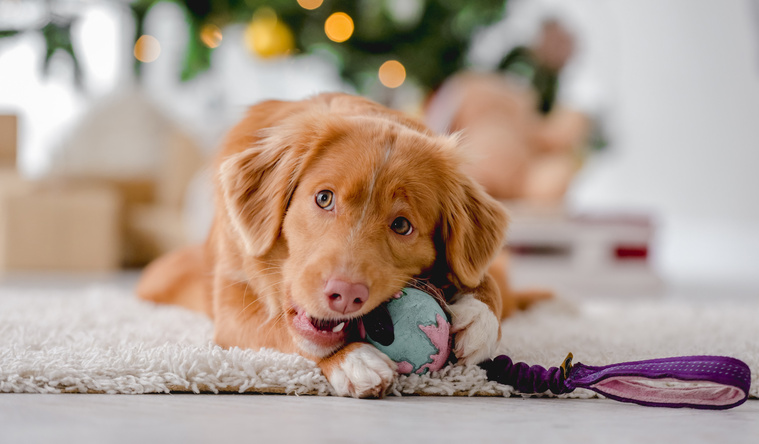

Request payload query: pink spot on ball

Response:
[417,313,451,374]
[397,361,414,374]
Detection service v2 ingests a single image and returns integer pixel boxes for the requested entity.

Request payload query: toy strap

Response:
[479,354,751,410]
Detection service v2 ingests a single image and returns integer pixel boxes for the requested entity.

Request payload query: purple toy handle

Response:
[480,354,751,410]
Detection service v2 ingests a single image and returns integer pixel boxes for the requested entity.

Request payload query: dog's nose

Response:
[324,279,369,314]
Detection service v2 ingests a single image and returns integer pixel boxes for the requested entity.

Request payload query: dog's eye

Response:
[390,217,413,235]
[315,190,335,210]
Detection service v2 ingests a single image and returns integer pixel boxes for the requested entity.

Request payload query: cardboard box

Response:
[0,168,30,194]
[109,178,156,207]
[0,115,17,168]
[0,181,122,272]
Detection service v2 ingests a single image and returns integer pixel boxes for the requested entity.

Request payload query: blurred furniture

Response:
[505,202,661,297]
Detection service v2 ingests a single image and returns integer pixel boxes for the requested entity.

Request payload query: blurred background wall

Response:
[567,0,759,287]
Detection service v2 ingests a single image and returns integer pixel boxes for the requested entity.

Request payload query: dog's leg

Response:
[317,342,396,398]
[449,273,503,365]
[137,245,212,316]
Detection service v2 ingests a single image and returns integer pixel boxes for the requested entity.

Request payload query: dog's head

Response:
[219,107,507,357]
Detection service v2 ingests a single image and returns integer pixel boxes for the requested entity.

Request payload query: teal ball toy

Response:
[364,287,451,375]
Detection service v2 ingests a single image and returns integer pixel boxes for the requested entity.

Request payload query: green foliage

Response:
[41,19,82,87]
[0,17,82,87]
[131,0,506,92]
[287,0,505,91]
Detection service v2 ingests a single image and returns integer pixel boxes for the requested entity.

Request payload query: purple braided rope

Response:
[479,354,572,395]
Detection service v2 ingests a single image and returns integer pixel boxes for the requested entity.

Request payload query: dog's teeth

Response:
[332,322,345,333]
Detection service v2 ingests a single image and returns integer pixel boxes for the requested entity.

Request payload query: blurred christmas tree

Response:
[133,0,507,92]
[0,2,85,88]
[0,0,506,93]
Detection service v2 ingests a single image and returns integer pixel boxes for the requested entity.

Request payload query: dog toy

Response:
[363,286,451,375]
[480,353,751,410]
[363,285,751,409]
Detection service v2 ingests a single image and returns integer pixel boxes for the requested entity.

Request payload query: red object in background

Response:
[614,245,649,260]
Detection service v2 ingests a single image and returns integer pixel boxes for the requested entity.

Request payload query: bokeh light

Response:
[133,35,160,63]
[324,12,354,43]
[199,24,222,49]
[244,8,295,58]
[378,60,406,88]
[297,0,324,10]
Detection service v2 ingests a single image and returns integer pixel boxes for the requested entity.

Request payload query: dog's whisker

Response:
[217,269,284,301]
[237,280,286,317]
[251,278,286,298]
[261,309,289,343]
[216,277,255,293]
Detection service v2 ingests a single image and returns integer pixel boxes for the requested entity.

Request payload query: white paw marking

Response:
[328,344,397,398]
[449,294,500,365]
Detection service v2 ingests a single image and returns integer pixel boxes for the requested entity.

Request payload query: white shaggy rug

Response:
[1,285,757,399]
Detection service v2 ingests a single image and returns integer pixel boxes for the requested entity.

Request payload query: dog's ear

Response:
[218,116,321,258]
[440,179,509,289]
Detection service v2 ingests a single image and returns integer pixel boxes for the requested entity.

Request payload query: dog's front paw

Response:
[449,294,500,365]
[321,343,396,398]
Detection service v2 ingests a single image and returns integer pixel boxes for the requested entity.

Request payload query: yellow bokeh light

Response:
[134,35,160,63]
[324,12,354,43]
[297,0,323,10]
[244,8,295,58]
[200,24,222,49]
[378,60,406,88]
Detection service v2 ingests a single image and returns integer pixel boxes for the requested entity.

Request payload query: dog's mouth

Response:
[291,306,364,349]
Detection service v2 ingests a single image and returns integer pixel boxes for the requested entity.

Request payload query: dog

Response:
[137,93,518,398]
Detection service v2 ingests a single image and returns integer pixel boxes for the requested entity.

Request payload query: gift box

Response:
[0,178,122,272]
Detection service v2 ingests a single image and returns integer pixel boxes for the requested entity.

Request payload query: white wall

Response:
[569,0,759,285]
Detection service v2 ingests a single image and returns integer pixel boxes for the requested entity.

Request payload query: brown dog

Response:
[138,93,515,398]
